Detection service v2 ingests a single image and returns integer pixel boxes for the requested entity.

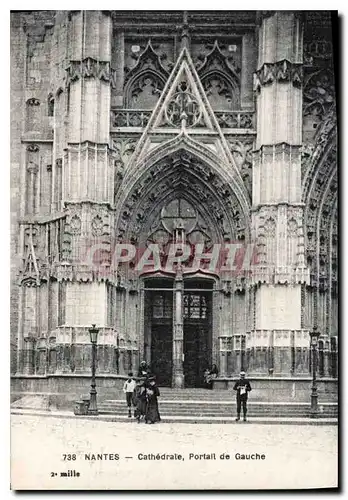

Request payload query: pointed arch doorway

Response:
[143,276,214,388]
[115,147,250,387]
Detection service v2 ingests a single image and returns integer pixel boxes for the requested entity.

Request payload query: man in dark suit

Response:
[233,371,252,422]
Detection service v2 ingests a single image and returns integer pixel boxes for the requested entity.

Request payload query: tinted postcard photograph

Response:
[10,9,338,490]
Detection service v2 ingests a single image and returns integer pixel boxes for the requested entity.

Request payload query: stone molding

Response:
[26,98,40,106]
[65,58,116,87]
[247,329,310,348]
[254,59,303,92]
[249,266,309,286]
[253,142,301,155]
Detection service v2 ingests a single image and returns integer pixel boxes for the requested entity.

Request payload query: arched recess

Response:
[124,71,166,109]
[197,40,241,110]
[123,41,169,109]
[115,145,251,253]
[119,133,250,222]
[201,71,240,110]
[303,107,337,377]
[113,143,251,379]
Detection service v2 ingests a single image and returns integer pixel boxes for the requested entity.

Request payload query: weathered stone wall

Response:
[10,11,337,387]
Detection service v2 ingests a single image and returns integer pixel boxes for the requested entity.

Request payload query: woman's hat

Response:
[148,375,156,381]
[240,371,246,376]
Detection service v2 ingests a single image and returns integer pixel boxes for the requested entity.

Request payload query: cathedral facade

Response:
[10,11,338,395]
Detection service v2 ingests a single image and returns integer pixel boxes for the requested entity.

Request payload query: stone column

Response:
[172,269,184,388]
[36,348,46,375]
[26,163,38,215]
[65,10,114,204]
[250,12,309,375]
[241,32,256,109]
[112,29,124,108]
[55,327,73,374]
[59,11,115,371]
[132,347,139,375]
[23,337,36,375]
[218,337,229,377]
[323,340,330,377]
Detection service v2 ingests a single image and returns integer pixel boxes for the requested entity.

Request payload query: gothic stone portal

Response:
[144,278,213,387]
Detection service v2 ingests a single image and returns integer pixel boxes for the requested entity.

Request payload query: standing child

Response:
[123,372,136,418]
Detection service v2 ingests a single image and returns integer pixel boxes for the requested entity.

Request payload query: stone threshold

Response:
[11,409,338,426]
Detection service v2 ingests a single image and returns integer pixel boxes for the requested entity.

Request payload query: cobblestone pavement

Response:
[11,414,338,490]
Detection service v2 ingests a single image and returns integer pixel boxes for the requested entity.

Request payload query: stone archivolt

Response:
[302,85,337,338]
[118,131,251,237]
[115,151,249,249]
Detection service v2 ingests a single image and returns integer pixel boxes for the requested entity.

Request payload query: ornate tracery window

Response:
[183,294,207,319]
[161,198,197,234]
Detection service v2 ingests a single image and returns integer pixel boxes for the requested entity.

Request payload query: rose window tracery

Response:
[161,198,197,234]
[166,81,202,127]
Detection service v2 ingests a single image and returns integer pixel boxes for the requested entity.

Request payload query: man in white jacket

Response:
[123,372,136,418]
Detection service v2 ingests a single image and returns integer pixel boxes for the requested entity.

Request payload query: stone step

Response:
[99,403,337,412]
[98,401,337,418]
[10,409,338,426]
[108,392,336,402]
[99,411,336,419]
[101,399,337,406]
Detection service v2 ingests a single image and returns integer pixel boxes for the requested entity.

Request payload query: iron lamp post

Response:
[310,326,319,418]
[88,324,99,415]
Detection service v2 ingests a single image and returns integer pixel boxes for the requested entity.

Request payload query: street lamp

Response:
[88,324,99,415]
[310,326,319,418]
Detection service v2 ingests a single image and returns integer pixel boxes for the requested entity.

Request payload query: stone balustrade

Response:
[110,109,255,131]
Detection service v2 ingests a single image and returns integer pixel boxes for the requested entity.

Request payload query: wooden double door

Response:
[146,280,212,387]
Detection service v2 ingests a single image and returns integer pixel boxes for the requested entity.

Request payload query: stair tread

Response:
[101,400,337,405]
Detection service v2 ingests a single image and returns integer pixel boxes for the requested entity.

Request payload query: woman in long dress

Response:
[145,377,161,424]
[133,378,147,422]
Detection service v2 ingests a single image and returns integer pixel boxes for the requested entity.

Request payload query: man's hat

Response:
[240,371,246,376]
[148,375,156,381]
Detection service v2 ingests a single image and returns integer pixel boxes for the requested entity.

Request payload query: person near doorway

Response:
[233,371,252,422]
[145,375,161,424]
[203,367,211,388]
[134,377,147,423]
[123,372,136,418]
[209,364,219,387]
[137,360,150,378]
[204,364,219,389]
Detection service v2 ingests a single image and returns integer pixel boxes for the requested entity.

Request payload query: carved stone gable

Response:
[125,46,246,189]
